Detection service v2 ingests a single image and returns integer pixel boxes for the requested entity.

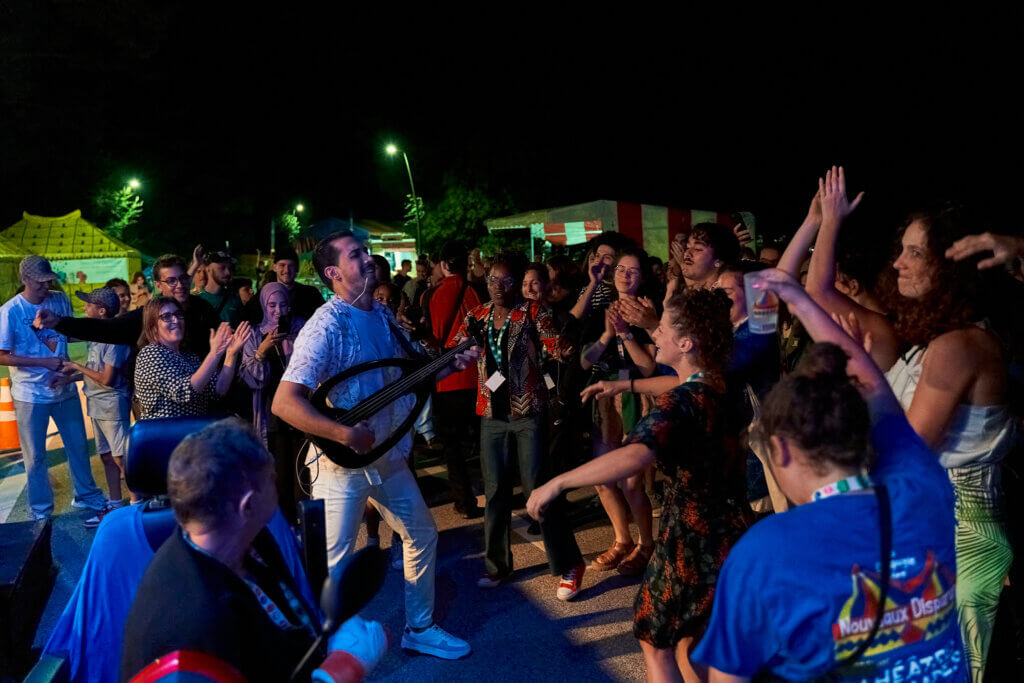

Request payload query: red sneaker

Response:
[557,561,585,601]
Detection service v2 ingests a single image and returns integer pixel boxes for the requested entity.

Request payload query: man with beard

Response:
[34,254,220,356]
[197,250,244,327]
[272,229,477,660]
[271,247,325,321]
[679,222,740,291]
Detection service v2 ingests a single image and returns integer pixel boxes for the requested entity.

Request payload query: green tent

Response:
[1,211,143,313]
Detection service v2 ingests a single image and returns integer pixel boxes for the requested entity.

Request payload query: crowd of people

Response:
[2,165,1022,681]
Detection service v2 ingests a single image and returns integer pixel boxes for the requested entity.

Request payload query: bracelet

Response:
[619,331,634,342]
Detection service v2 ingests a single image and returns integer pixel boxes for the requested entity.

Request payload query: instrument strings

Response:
[340,339,474,425]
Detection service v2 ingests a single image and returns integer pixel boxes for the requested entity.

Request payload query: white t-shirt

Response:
[282,297,415,469]
[0,291,76,403]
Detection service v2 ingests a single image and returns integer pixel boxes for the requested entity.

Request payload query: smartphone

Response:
[278,314,291,335]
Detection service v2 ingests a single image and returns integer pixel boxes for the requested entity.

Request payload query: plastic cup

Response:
[743,272,779,334]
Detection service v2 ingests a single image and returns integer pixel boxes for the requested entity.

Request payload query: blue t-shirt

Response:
[693,412,968,681]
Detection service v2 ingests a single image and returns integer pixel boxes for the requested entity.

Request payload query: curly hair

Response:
[665,287,734,376]
[756,343,871,474]
[882,205,987,348]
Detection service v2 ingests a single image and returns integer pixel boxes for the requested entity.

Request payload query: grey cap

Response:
[18,255,59,283]
[76,287,120,314]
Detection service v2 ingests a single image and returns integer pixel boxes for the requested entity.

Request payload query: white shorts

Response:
[91,418,130,459]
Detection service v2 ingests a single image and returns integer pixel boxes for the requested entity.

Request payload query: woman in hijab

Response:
[239,282,307,521]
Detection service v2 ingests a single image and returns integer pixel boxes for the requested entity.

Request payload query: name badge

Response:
[365,467,383,486]
[543,373,556,390]
[486,372,507,392]
[618,369,631,382]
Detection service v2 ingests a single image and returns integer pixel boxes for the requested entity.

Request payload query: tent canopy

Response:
[486,200,755,261]
[1,210,143,311]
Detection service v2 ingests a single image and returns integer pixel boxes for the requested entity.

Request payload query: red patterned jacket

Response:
[456,300,558,418]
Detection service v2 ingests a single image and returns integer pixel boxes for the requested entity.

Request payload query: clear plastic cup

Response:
[743,272,779,334]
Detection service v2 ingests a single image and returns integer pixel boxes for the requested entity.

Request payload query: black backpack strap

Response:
[836,484,892,671]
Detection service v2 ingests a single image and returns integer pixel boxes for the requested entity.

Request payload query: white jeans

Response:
[313,454,437,629]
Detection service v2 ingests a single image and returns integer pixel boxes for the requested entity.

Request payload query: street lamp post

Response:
[386,144,422,254]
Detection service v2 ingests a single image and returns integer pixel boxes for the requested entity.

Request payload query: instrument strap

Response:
[441,279,470,348]
[386,317,424,359]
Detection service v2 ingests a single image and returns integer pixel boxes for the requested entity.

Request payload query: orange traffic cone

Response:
[1,377,20,450]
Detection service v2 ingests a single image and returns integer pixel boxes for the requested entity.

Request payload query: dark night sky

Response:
[2,5,1020,257]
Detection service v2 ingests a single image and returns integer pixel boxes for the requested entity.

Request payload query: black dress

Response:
[624,382,752,648]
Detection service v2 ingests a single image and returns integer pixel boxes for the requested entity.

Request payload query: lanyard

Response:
[184,533,317,638]
[812,473,873,502]
[487,307,509,368]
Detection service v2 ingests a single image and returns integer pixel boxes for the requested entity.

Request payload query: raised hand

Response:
[819,166,864,225]
[733,223,753,247]
[669,240,686,269]
[617,297,658,331]
[589,254,609,284]
[33,309,60,330]
[346,421,376,455]
[946,232,1024,270]
[226,321,251,356]
[747,268,807,306]
[805,187,824,225]
[191,244,204,269]
[832,312,873,355]
[208,323,233,357]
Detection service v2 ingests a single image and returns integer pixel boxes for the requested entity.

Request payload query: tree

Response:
[416,173,517,255]
[277,212,301,242]
[96,183,144,240]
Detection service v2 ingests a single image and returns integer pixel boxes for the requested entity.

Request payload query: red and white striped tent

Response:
[485,200,755,261]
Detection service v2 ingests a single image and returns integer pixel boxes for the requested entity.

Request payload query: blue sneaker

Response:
[401,624,471,660]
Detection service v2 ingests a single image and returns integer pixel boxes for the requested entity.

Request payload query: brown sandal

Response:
[590,541,635,571]
[616,544,655,576]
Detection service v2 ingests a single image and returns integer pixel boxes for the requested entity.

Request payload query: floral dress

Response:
[624,381,751,648]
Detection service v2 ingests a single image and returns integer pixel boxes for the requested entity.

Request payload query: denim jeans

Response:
[480,413,582,577]
[14,397,104,517]
[313,455,437,629]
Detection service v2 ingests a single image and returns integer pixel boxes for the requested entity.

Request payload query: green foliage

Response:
[277,212,301,241]
[96,184,144,240]
[415,173,516,255]
[403,194,425,233]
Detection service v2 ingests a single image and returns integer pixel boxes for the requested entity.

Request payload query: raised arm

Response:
[570,255,608,320]
[776,188,823,278]
[805,166,898,370]
[752,269,900,419]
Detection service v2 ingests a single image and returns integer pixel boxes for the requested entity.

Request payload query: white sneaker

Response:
[401,624,471,660]
[71,498,108,512]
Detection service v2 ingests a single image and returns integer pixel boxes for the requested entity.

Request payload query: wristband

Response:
[619,331,634,341]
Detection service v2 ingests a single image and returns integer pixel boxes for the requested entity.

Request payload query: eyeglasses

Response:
[615,266,642,277]
[158,312,186,323]
[158,276,191,288]
[486,276,514,287]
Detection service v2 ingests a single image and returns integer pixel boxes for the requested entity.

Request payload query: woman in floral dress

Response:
[528,287,751,682]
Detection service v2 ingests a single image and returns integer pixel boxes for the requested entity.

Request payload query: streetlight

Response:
[386,144,421,253]
[295,204,304,213]
[128,178,140,190]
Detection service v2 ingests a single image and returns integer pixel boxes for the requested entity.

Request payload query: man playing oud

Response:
[272,230,477,661]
